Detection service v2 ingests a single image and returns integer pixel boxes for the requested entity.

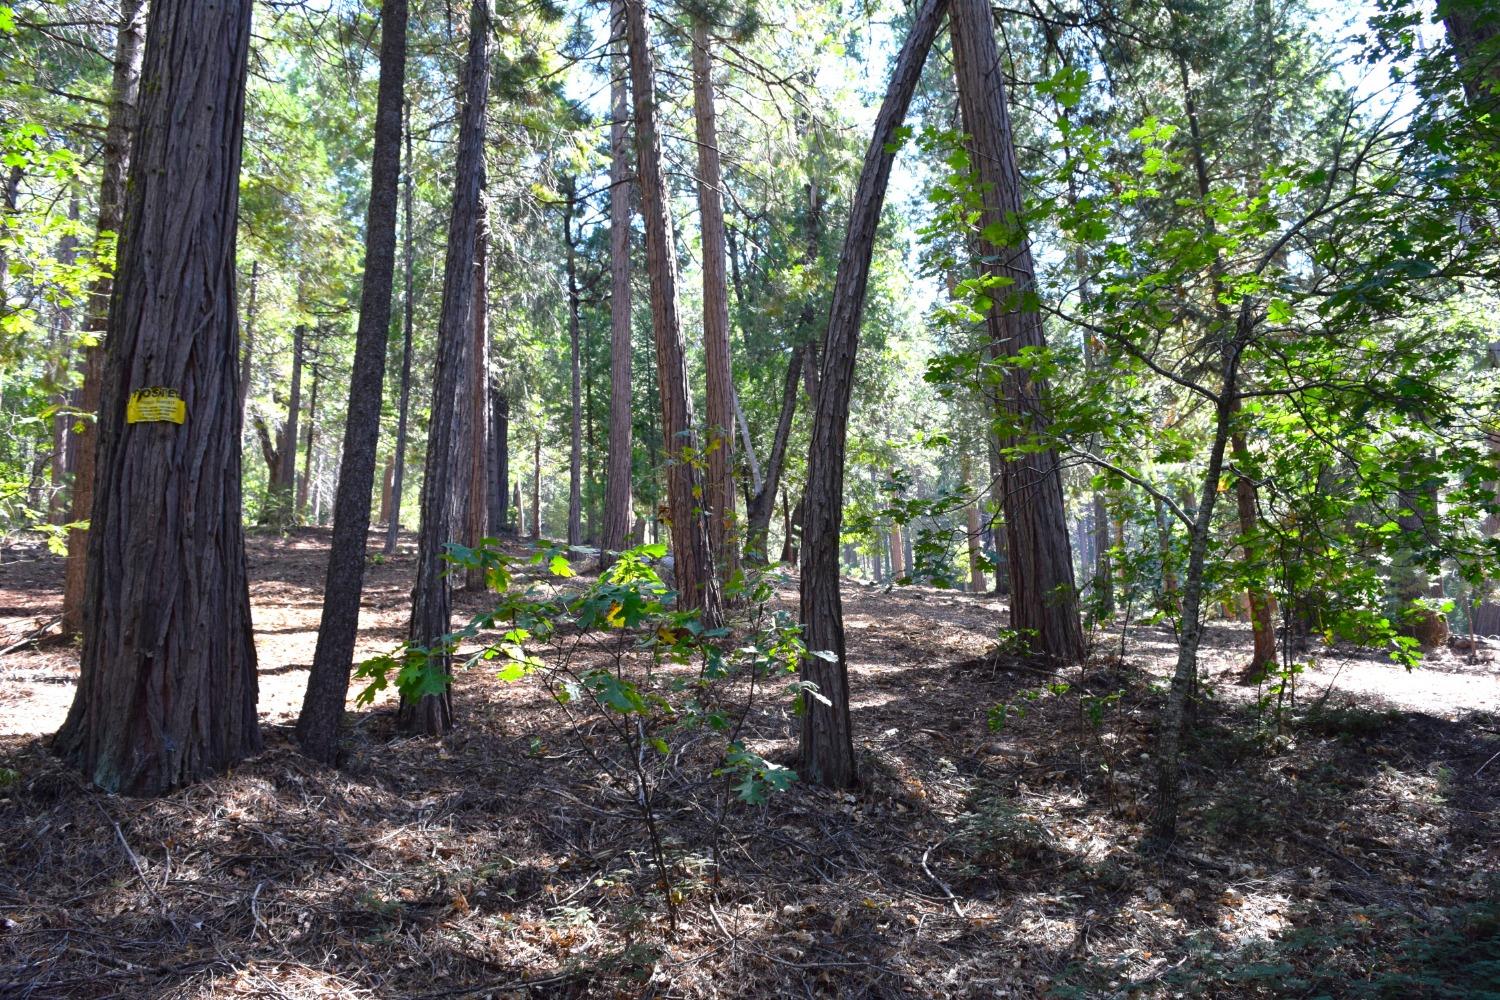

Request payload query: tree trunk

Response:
[798,0,949,789]
[963,452,986,593]
[297,359,320,517]
[464,201,489,589]
[600,0,634,570]
[384,99,417,556]
[491,384,508,533]
[514,478,525,537]
[564,178,584,547]
[531,430,541,540]
[239,259,258,417]
[402,0,490,736]
[623,0,721,625]
[691,18,739,590]
[297,0,408,765]
[61,0,146,638]
[53,0,259,794]
[950,0,1083,661]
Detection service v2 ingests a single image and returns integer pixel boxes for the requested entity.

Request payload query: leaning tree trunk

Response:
[53,0,259,794]
[691,18,739,589]
[402,0,491,736]
[799,0,949,789]
[385,99,417,556]
[623,0,721,625]
[61,0,146,638]
[298,0,408,765]
[600,0,634,570]
[950,0,1083,662]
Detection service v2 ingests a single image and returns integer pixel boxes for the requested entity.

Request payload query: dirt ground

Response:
[1,529,1497,998]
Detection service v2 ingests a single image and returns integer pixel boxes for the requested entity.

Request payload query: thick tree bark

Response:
[564,179,584,547]
[951,0,1083,661]
[691,18,739,589]
[61,0,146,638]
[600,0,634,569]
[798,0,949,789]
[402,0,490,736]
[54,0,259,794]
[385,99,417,555]
[297,0,408,765]
[623,0,722,625]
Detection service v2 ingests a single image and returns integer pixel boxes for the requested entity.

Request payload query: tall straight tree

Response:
[691,16,739,589]
[60,0,146,638]
[298,0,409,766]
[600,0,633,570]
[950,0,1083,661]
[53,0,259,794]
[385,99,417,555]
[623,0,721,624]
[403,0,491,735]
[563,177,584,547]
[799,0,949,789]
[462,199,490,588]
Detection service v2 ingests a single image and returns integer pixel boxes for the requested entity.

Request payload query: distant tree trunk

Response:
[963,452,986,593]
[264,322,305,525]
[889,523,905,579]
[798,0,948,789]
[402,0,490,736]
[491,384,508,533]
[600,0,634,570]
[297,360,321,516]
[47,195,81,525]
[385,99,417,556]
[531,430,541,540]
[691,18,739,589]
[951,0,1082,661]
[585,323,598,545]
[564,178,584,547]
[624,0,721,625]
[463,203,489,589]
[514,478,525,537]
[1155,495,1179,608]
[61,0,146,638]
[0,165,19,298]
[297,0,408,765]
[53,0,259,794]
[239,259,258,417]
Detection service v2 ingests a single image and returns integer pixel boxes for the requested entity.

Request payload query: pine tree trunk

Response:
[401,0,490,736]
[691,18,739,589]
[950,0,1082,661]
[298,0,408,765]
[799,0,949,789]
[61,0,146,638]
[491,385,508,533]
[54,0,259,794]
[564,180,584,548]
[623,0,721,625]
[464,204,489,589]
[384,99,417,556]
[600,0,634,570]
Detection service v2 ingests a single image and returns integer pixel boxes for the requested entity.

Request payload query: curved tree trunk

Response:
[623,0,721,625]
[798,0,949,789]
[298,0,408,765]
[401,0,491,736]
[950,0,1083,661]
[600,0,634,571]
[61,0,146,638]
[54,0,259,794]
[691,18,739,590]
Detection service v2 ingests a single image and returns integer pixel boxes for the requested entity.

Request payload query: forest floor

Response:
[1,528,1497,999]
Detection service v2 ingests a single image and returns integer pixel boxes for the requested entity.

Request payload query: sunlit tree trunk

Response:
[564,178,584,547]
[61,0,146,637]
[951,0,1083,661]
[463,204,489,589]
[402,0,490,736]
[623,0,721,624]
[600,0,634,569]
[385,99,417,556]
[799,0,949,789]
[299,0,408,764]
[54,0,259,793]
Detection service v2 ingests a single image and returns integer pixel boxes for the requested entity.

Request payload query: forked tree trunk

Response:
[385,99,417,556]
[623,0,721,625]
[564,179,584,547]
[61,0,146,638]
[54,0,259,794]
[691,18,739,589]
[298,0,408,765]
[799,0,949,789]
[402,0,490,736]
[600,0,634,569]
[950,0,1083,661]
